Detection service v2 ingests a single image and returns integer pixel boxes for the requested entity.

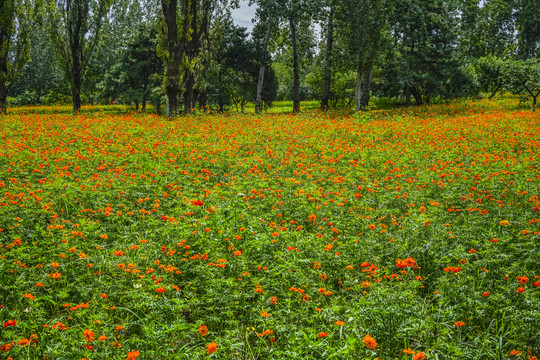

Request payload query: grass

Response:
[0,97,539,360]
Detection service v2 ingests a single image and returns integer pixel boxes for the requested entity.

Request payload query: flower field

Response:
[1,100,540,360]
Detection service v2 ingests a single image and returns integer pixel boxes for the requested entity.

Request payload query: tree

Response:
[250,0,277,114]
[381,0,469,106]
[504,58,540,110]
[160,0,230,115]
[47,0,111,113]
[320,3,334,111]
[9,28,65,105]
[476,56,505,99]
[515,0,540,59]
[0,0,37,114]
[101,24,163,111]
[335,0,390,111]
[206,19,277,112]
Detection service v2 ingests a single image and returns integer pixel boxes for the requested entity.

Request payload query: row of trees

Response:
[1,0,539,115]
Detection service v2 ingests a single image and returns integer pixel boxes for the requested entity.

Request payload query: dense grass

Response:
[1,98,539,360]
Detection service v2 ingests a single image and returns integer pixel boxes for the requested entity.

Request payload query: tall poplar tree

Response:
[0,0,37,114]
[47,0,111,114]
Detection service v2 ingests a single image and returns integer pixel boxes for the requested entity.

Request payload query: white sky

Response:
[230,0,257,32]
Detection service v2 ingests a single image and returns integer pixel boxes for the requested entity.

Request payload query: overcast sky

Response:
[230,0,257,32]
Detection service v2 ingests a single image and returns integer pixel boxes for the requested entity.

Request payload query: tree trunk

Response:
[142,96,147,112]
[360,65,372,109]
[321,8,334,111]
[184,74,195,114]
[0,89,7,115]
[155,98,161,115]
[72,85,81,114]
[199,91,207,110]
[290,15,300,113]
[412,86,423,105]
[255,17,273,114]
[161,0,181,116]
[405,84,411,107]
[355,65,362,112]
[183,0,199,115]
[71,39,82,113]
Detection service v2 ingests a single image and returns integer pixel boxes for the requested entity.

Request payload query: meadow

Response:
[1,98,539,360]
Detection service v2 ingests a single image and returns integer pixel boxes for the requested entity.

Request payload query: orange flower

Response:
[454,321,465,327]
[83,329,94,343]
[260,311,270,317]
[309,214,316,221]
[198,324,208,337]
[510,350,520,356]
[125,350,140,360]
[335,320,344,326]
[206,341,218,354]
[317,332,328,338]
[156,287,166,293]
[414,352,426,360]
[258,329,273,337]
[403,348,415,354]
[17,338,30,346]
[23,293,35,300]
[270,296,278,304]
[362,334,377,349]
[48,272,61,279]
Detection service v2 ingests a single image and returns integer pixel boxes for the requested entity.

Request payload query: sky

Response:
[230,0,257,32]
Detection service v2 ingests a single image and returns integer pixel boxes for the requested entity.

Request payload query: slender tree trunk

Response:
[184,75,195,113]
[355,65,362,112]
[0,90,7,115]
[199,91,207,110]
[71,37,82,113]
[183,0,199,115]
[360,65,372,109]
[405,84,411,107]
[72,81,81,114]
[412,86,423,105]
[155,98,161,115]
[69,0,84,114]
[161,0,181,116]
[255,17,273,114]
[321,8,334,111]
[290,14,300,113]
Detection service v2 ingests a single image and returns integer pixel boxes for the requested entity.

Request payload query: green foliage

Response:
[503,58,540,109]
[207,21,277,112]
[475,56,506,98]
[1,99,540,359]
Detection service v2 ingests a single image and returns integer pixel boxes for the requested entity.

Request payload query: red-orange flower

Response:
[206,341,218,354]
[4,320,16,327]
[362,334,377,349]
[83,329,94,343]
[198,324,208,337]
[125,350,140,360]
[413,352,426,360]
